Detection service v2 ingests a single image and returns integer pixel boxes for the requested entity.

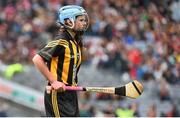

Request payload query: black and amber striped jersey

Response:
[38,31,82,86]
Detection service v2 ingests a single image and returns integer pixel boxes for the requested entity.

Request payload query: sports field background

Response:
[0,0,180,117]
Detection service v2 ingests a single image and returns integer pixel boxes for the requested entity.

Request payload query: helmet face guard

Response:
[58,5,89,31]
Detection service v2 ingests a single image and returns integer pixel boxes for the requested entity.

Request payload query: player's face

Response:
[74,15,89,31]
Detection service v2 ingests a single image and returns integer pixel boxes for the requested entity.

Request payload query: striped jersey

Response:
[38,31,82,86]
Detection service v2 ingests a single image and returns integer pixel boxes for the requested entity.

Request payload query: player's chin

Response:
[76,28,86,32]
[80,26,87,31]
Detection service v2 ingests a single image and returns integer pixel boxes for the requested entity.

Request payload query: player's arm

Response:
[32,40,67,91]
[32,54,55,84]
[32,54,65,91]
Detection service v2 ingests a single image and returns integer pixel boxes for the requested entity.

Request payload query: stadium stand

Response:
[0,0,179,117]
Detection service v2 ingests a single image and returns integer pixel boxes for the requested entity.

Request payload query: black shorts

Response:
[44,90,79,117]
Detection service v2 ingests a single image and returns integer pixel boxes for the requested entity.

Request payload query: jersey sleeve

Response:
[37,40,67,62]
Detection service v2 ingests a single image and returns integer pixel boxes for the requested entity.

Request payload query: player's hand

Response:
[51,81,66,92]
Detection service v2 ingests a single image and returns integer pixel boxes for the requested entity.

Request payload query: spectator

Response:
[158,79,171,101]
[130,102,140,117]
[147,104,157,117]
[166,104,180,117]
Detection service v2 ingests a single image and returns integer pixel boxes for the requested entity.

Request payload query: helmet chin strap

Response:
[67,18,75,29]
[56,18,75,30]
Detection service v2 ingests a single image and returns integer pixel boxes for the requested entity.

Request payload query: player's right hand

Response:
[51,81,66,92]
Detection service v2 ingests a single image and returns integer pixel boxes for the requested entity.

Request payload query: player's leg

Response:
[56,91,80,117]
[44,91,56,117]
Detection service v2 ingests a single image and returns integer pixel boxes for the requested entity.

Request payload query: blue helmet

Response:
[58,5,89,31]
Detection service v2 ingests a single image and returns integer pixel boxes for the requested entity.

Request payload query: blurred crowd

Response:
[0,0,180,117]
[83,0,180,85]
